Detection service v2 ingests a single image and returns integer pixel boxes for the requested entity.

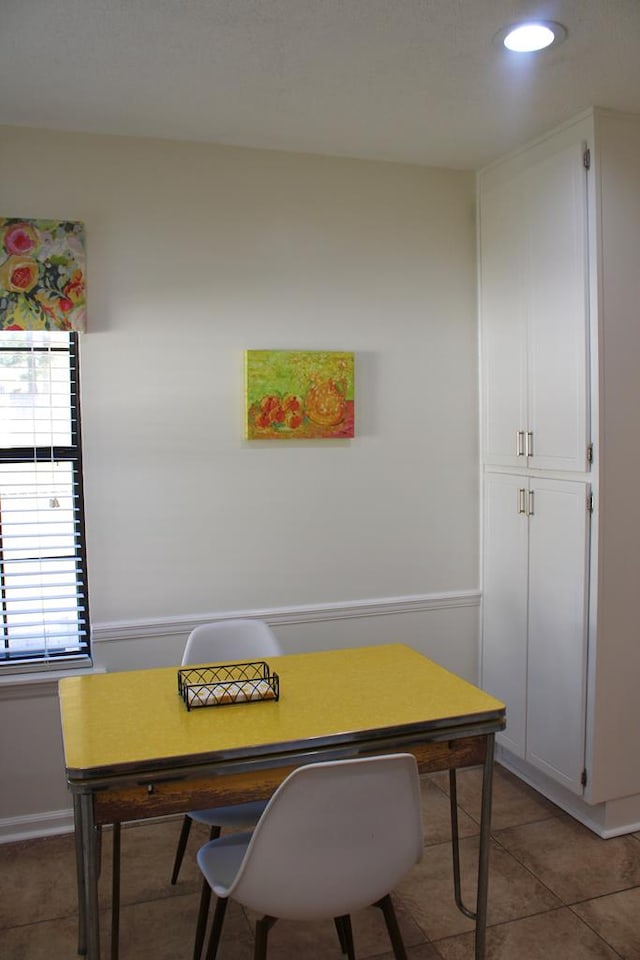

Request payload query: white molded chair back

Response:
[183,618,281,665]
[207,753,423,921]
[170,617,282,902]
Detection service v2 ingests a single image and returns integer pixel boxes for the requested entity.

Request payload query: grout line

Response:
[565,882,640,907]
[430,904,626,957]
[566,903,627,959]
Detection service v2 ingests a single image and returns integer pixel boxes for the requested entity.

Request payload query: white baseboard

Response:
[496,746,640,838]
[0,808,74,844]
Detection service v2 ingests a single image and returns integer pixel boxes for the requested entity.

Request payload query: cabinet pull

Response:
[525,431,534,458]
[527,490,535,516]
[518,488,527,514]
[516,431,526,457]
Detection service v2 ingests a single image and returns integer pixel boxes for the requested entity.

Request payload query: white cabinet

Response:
[479,109,640,835]
[480,138,589,472]
[482,472,590,795]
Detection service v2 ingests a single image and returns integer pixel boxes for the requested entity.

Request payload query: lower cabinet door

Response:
[526,477,590,794]
[482,472,590,793]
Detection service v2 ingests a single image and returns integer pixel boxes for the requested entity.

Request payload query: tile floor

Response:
[2,764,640,959]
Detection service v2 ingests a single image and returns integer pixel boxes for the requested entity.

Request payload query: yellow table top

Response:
[59,644,504,779]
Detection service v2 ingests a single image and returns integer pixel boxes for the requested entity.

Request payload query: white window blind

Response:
[0,331,90,665]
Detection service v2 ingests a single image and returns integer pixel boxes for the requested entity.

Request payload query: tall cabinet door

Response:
[480,138,589,472]
[481,472,529,757]
[526,143,590,473]
[527,478,590,794]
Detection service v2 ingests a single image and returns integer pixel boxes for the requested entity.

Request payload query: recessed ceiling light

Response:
[495,20,567,53]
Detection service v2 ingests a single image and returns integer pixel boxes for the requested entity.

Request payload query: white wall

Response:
[0,125,479,837]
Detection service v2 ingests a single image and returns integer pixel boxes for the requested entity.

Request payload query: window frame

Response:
[0,331,91,670]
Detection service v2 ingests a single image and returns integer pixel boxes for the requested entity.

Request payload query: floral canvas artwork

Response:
[0,218,86,332]
[245,350,355,439]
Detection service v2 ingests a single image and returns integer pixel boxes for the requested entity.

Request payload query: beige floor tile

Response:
[99,817,209,907]
[117,891,252,960]
[395,836,561,941]
[254,899,426,960]
[115,893,250,960]
[494,814,640,903]
[339,897,429,953]
[404,947,443,959]
[434,907,620,959]
[0,903,437,960]
[0,913,81,960]
[0,832,79,929]
[572,887,640,959]
[370,945,442,960]
[252,916,361,960]
[430,763,560,831]
[308,943,442,960]
[420,775,479,845]
[5,802,640,960]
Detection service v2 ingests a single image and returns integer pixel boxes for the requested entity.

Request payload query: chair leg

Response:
[193,878,212,960]
[254,916,277,960]
[171,815,192,885]
[334,915,356,959]
[173,817,222,885]
[111,822,121,960]
[192,826,223,960]
[204,895,229,960]
[375,895,407,960]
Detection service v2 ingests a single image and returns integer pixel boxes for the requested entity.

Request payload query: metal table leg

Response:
[448,734,495,960]
[111,823,121,960]
[474,733,495,960]
[449,767,476,920]
[78,792,101,960]
[73,794,87,956]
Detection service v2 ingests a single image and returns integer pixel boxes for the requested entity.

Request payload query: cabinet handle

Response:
[518,488,527,514]
[525,431,534,458]
[516,431,526,457]
[527,490,535,516]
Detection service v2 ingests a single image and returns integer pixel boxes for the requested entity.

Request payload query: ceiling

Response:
[2,0,640,170]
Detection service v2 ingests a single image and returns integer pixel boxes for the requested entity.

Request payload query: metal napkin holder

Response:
[177,660,279,711]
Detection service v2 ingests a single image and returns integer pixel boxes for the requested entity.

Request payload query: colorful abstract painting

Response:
[245,350,355,439]
[0,218,86,332]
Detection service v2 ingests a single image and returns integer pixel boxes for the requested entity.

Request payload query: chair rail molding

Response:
[91,590,481,643]
[0,589,480,844]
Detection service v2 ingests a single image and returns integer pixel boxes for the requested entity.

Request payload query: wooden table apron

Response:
[59,644,505,960]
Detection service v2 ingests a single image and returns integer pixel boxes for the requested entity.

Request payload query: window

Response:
[0,331,90,667]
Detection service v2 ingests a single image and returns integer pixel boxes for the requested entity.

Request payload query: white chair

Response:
[195,753,424,960]
[170,619,283,886]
